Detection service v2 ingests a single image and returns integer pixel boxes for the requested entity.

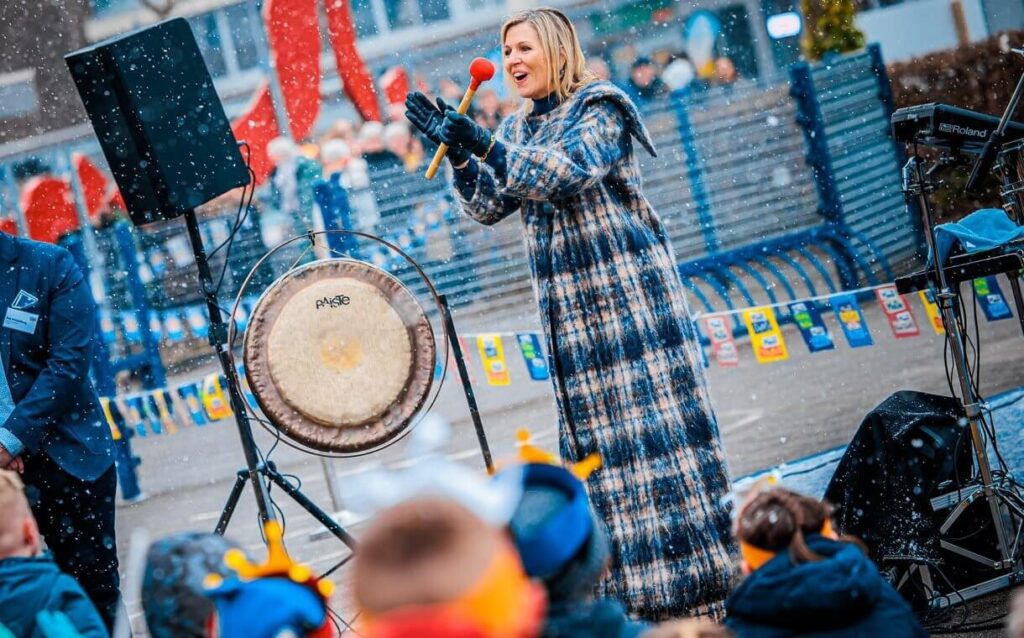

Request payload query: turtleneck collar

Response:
[530,92,561,115]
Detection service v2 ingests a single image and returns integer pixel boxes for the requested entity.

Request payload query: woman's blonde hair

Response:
[500,7,596,105]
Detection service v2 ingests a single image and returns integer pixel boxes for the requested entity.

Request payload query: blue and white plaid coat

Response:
[454,81,736,620]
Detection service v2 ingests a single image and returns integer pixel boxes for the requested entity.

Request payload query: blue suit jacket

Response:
[0,233,113,481]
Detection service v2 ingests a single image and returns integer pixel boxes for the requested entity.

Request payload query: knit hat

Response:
[501,431,608,602]
[205,521,334,638]
[353,496,546,637]
[142,532,245,638]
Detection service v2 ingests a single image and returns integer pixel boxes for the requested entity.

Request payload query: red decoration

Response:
[0,217,16,235]
[264,0,321,141]
[73,153,112,217]
[325,0,381,123]
[381,66,410,108]
[21,177,79,244]
[232,82,280,185]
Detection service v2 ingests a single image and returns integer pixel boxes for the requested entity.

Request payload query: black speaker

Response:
[65,18,250,226]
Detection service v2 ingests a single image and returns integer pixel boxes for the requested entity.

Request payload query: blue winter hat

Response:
[507,463,595,579]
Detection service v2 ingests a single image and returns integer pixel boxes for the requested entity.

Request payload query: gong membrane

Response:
[244,259,435,453]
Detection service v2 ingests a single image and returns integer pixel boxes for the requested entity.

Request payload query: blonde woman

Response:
[405,7,735,619]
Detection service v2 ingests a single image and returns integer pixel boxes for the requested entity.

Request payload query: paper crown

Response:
[513,429,601,480]
[206,520,334,599]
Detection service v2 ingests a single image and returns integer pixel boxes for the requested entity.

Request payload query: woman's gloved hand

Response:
[404,92,471,165]
[440,108,494,158]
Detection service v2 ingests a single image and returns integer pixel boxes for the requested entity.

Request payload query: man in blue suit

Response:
[0,231,120,631]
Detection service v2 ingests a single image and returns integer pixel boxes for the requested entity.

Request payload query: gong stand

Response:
[439,292,494,474]
[181,209,357,550]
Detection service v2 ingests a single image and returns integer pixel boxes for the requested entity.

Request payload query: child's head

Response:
[142,532,247,638]
[353,496,546,637]
[505,462,609,602]
[734,487,833,574]
[0,469,40,559]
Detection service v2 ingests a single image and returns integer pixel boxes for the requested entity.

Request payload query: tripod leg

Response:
[267,468,358,550]
[216,469,250,535]
[439,294,494,474]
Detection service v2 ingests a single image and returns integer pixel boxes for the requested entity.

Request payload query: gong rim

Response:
[243,258,436,454]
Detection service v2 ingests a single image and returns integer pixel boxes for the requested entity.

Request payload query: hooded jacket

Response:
[0,555,108,637]
[724,536,927,637]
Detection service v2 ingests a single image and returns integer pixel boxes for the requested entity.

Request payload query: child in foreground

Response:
[724,486,926,637]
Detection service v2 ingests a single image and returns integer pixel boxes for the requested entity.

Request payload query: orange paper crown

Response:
[513,429,601,480]
[205,520,335,600]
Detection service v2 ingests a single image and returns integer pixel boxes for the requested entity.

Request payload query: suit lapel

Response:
[0,235,21,376]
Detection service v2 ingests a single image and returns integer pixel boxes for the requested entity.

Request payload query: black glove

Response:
[440,108,493,157]
[404,92,471,165]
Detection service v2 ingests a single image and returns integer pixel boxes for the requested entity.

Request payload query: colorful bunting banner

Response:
[94,280,1010,438]
[973,276,1013,321]
[476,333,511,386]
[831,293,873,348]
[151,391,179,434]
[122,396,149,438]
[702,315,740,366]
[788,301,834,352]
[875,285,920,339]
[202,374,233,422]
[918,289,945,334]
[178,383,208,426]
[742,307,789,364]
[140,395,164,435]
[100,397,122,441]
[515,333,549,381]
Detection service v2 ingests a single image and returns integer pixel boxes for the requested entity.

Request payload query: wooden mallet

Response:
[425,57,496,180]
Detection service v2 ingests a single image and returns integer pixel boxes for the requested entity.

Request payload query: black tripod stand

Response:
[180,209,357,550]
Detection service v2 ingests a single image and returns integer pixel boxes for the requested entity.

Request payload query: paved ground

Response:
[111,296,1024,636]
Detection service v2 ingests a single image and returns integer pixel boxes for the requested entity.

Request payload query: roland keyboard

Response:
[891,103,1024,153]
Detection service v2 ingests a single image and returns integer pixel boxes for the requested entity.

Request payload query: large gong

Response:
[243,258,436,454]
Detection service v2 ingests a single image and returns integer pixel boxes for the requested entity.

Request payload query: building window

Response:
[224,3,262,71]
[189,13,228,77]
[0,69,39,118]
[383,0,417,30]
[351,0,379,37]
[418,0,450,24]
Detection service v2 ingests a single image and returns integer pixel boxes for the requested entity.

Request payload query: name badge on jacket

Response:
[4,307,38,334]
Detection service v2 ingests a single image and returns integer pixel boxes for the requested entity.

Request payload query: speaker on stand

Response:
[65,17,356,550]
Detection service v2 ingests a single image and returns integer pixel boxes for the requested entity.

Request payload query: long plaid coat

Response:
[454,81,736,620]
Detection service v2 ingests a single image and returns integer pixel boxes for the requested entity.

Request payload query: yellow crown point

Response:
[513,428,602,479]
[317,579,336,598]
[569,453,602,481]
[515,428,557,465]
[289,565,312,583]
[224,549,251,575]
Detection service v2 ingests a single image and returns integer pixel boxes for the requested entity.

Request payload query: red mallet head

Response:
[468,58,496,90]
